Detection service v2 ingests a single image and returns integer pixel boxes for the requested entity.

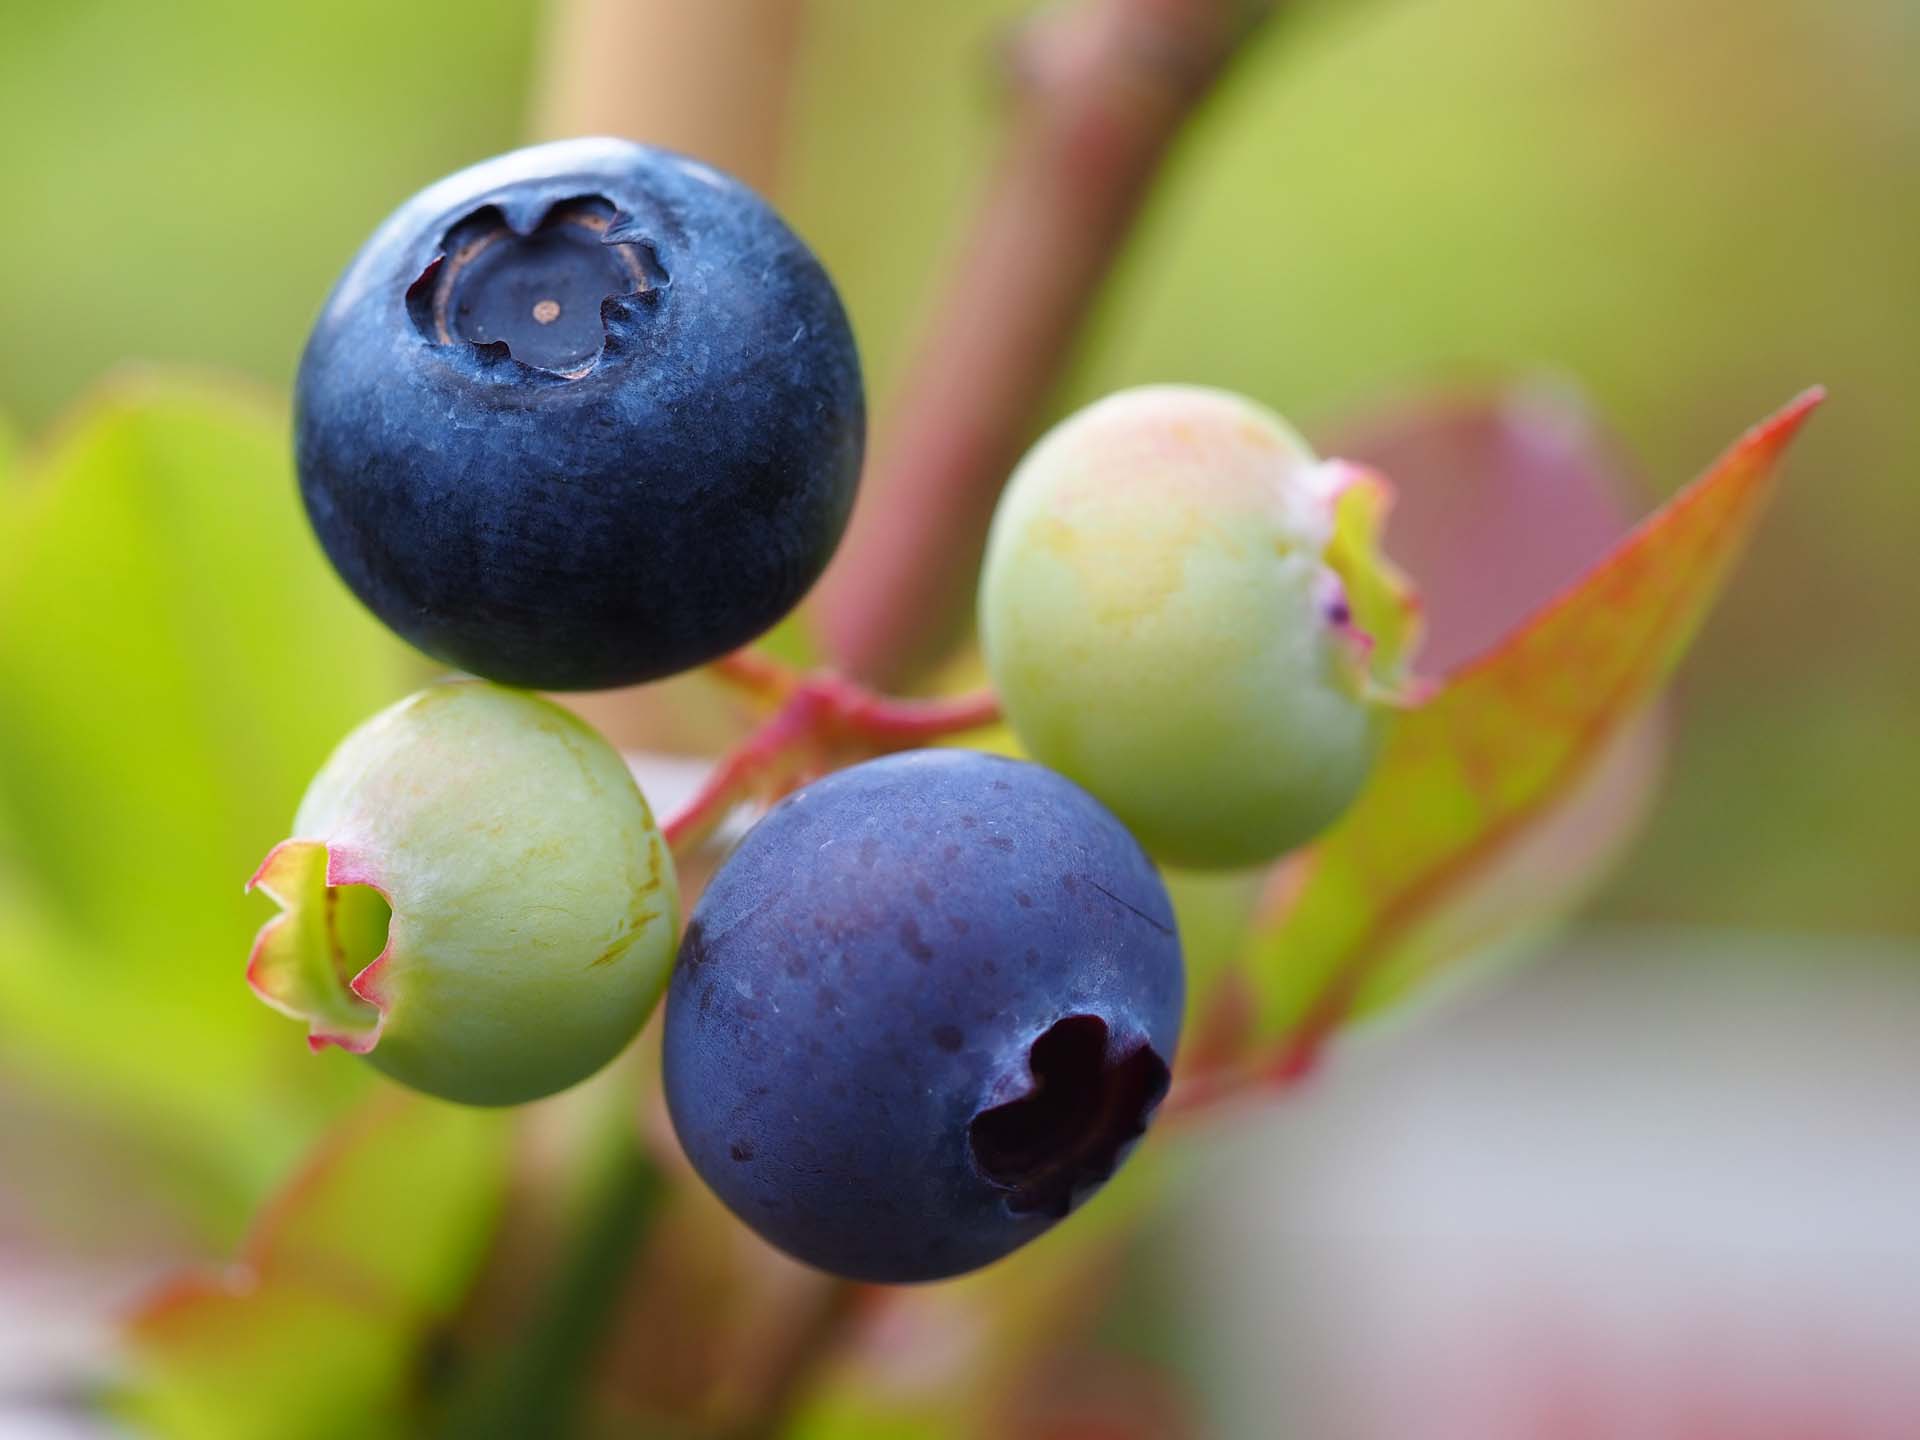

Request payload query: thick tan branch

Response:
[530,0,806,193]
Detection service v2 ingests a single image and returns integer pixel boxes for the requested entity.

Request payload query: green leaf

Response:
[119,1094,511,1440]
[0,373,419,1220]
[1225,390,1823,1081]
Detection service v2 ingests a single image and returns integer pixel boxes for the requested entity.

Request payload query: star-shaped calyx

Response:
[405,195,664,377]
[969,1014,1171,1219]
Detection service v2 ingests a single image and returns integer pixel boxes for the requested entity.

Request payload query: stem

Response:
[810,0,1283,686]
[724,1279,863,1440]
[663,682,830,856]
[827,680,1003,741]
[666,656,1002,858]
[531,0,805,195]
[709,647,803,702]
[439,1121,668,1440]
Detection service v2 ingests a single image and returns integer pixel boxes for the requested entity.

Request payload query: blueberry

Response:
[979,386,1388,868]
[248,681,678,1106]
[295,138,865,690]
[662,750,1184,1283]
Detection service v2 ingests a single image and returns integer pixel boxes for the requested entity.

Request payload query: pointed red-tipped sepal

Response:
[245,839,388,1055]
[1313,460,1430,708]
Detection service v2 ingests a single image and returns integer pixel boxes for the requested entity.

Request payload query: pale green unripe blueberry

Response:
[247,681,678,1105]
[979,385,1418,870]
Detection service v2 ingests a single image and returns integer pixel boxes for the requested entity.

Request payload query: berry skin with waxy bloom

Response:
[978,384,1420,870]
[296,137,865,691]
[662,749,1184,1284]
[247,681,678,1107]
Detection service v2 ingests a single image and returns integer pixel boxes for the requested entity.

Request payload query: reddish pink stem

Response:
[707,647,800,701]
[665,655,1002,857]
[662,686,826,855]
[826,680,1003,741]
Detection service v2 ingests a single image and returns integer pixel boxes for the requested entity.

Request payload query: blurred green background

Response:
[1,0,1914,1434]
[3,0,1910,935]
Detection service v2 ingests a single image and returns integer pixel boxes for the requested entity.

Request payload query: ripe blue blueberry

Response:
[295,137,865,690]
[662,750,1184,1283]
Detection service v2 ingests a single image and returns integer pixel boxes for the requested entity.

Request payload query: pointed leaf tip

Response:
[1760,386,1827,441]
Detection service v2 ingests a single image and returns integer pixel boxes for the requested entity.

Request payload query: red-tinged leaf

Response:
[1223,390,1823,1085]
[117,1094,510,1440]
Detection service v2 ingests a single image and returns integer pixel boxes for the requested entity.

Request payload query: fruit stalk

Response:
[811,0,1284,685]
[665,655,1001,856]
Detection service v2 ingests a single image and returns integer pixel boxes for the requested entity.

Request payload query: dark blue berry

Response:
[662,750,1184,1283]
[295,138,864,690]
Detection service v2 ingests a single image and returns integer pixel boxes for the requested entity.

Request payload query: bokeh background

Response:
[2,1,1914,1436]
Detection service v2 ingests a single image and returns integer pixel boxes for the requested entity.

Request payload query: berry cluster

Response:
[251,139,1402,1281]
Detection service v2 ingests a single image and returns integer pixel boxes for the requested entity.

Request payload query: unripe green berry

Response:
[979,385,1417,870]
[247,681,677,1105]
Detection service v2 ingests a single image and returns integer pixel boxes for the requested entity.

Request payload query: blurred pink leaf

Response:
[1325,381,1644,675]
